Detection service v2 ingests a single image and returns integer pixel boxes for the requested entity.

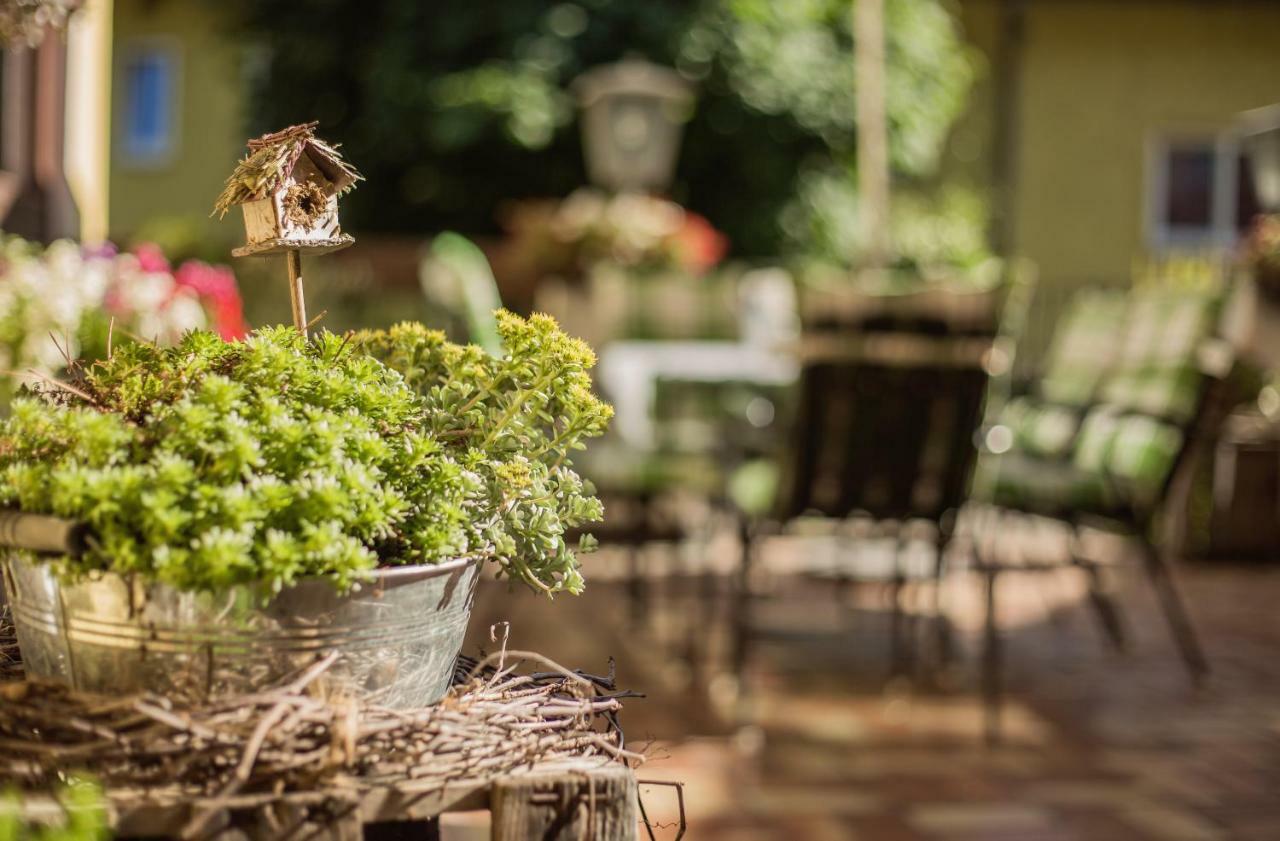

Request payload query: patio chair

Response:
[730,260,1036,682]
[973,282,1239,739]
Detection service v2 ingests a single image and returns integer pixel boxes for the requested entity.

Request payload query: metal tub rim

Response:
[2,552,484,707]
[4,552,482,591]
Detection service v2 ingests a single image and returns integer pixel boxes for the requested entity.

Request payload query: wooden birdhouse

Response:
[215,121,363,335]
[214,121,362,257]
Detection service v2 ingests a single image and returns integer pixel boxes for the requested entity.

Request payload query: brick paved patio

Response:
[463,542,1280,841]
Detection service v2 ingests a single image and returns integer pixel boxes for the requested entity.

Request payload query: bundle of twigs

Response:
[0,646,643,809]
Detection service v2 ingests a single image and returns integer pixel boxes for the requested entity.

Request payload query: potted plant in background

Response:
[786,180,1008,331]
[1218,214,1280,374]
[501,188,730,345]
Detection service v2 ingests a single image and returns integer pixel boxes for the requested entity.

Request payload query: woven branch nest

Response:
[0,613,642,829]
[213,122,363,218]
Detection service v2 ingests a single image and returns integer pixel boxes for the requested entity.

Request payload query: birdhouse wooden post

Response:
[213,122,362,335]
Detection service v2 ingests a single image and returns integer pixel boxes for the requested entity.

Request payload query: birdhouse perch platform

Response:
[231,234,353,258]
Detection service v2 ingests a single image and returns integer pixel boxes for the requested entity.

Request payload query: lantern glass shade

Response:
[574,59,694,193]
[1241,104,1280,213]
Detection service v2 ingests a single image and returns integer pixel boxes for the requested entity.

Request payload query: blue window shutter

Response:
[123,48,175,162]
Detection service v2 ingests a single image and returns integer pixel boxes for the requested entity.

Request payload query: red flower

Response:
[672,212,729,274]
[174,259,249,339]
[132,242,171,274]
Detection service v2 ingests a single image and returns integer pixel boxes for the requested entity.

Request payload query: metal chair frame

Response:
[971,351,1232,743]
[732,324,999,684]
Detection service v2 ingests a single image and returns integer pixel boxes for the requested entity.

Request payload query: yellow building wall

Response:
[1012,1,1280,289]
[108,0,245,250]
[953,0,1280,359]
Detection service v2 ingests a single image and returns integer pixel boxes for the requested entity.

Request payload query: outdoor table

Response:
[597,340,799,450]
[595,330,993,453]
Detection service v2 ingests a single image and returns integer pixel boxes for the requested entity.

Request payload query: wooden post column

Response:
[0,33,80,242]
[853,0,890,271]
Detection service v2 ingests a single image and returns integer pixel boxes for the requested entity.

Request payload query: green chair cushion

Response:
[989,452,1112,514]
[1074,405,1184,510]
[986,286,1217,518]
[991,406,1185,516]
[1097,364,1203,423]
[1037,289,1128,407]
[1097,289,1218,422]
[1000,396,1081,459]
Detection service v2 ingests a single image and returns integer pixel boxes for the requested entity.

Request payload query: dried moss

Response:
[282,180,329,228]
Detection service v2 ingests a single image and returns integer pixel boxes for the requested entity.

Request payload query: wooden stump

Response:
[490,766,637,841]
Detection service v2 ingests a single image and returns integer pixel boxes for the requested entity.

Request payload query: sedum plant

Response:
[351,313,612,593]
[0,312,610,595]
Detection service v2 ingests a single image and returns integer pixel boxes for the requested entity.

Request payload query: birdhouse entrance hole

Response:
[283,180,329,228]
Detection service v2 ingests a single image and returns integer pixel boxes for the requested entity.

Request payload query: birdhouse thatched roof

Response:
[213,122,363,218]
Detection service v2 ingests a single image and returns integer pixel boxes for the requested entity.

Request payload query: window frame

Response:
[1145,127,1249,251]
[115,36,183,170]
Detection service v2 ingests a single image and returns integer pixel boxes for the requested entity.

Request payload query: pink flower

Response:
[132,242,170,274]
[174,260,248,339]
[81,241,118,260]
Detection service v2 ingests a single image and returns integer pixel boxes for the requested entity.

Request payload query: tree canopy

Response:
[222,0,976,262]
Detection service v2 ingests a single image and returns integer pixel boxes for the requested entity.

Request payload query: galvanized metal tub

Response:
[1,553,480,708]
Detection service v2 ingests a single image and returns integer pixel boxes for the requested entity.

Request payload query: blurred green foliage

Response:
[219,0,977,263]
[783,172,991,272]
[0,778,108,841]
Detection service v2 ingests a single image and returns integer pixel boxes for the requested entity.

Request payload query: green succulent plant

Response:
[351,313,612,594]
[0,312,610,595]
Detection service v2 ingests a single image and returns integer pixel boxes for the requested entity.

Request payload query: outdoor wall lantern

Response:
[1241,103,1280,213]
[573,58,694,194]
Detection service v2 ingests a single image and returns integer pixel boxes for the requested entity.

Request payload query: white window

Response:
[1147,131,1260,250]
[118,40,180,167]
